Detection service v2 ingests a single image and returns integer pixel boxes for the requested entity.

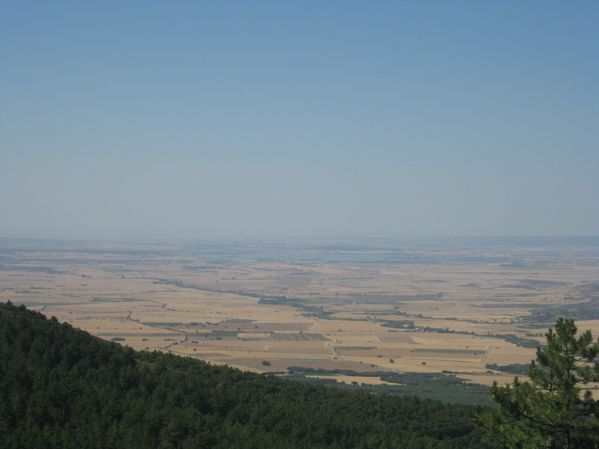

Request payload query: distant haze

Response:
[1,1,598,240]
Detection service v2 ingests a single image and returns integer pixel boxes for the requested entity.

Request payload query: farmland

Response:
[1,236,598,401]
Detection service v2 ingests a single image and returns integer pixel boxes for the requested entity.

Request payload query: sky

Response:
[1,1,598,240]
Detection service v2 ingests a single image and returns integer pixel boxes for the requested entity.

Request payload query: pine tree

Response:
[477,318,599,448]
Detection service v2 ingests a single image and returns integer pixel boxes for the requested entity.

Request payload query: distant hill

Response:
[0,302,485,449]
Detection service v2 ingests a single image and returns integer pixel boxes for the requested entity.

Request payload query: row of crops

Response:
[412,348,486,355]
[333,345,376,352]
[271,333,328,342]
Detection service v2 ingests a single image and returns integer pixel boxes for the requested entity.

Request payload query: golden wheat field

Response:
[1,237,598,391]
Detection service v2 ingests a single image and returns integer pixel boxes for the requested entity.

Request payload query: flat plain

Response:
[1,237,598,397]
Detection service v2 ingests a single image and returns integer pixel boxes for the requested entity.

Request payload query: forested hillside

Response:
[0,302,485,449]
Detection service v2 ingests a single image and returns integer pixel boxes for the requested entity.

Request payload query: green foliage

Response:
[0,302,485,449]
[287,367,493,406]
[477,318,599,448]
[485,363,529,375]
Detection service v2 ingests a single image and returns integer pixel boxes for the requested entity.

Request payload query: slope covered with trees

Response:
[0,302,484,449]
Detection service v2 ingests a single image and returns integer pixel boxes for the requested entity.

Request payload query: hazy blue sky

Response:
[1,1,598,240]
